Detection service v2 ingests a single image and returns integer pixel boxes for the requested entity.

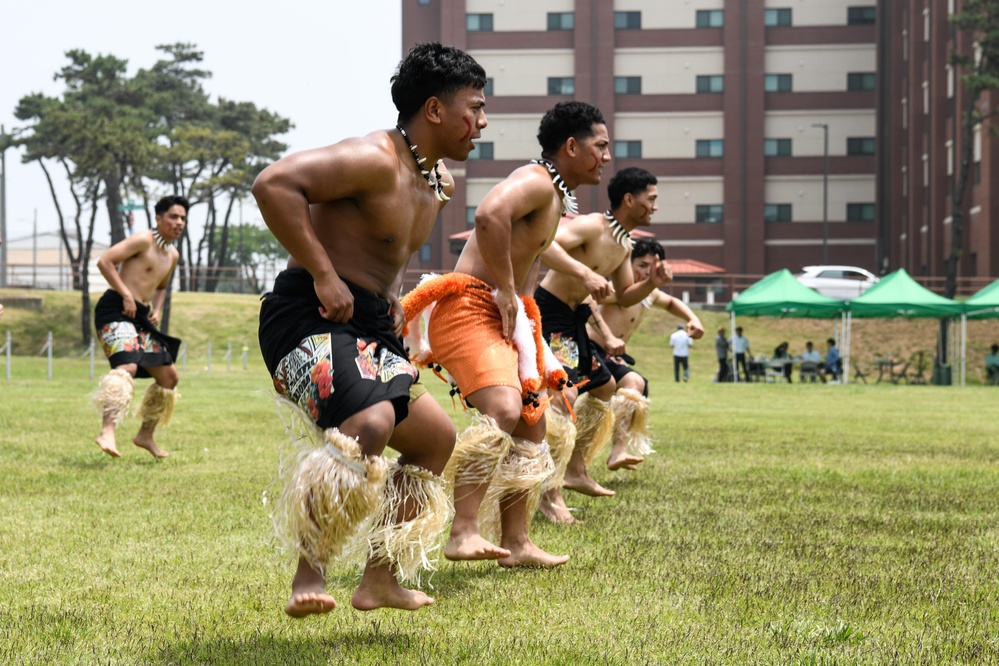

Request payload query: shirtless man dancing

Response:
[253,43,486,616]
[536,167,671,521]
[587,238,705,465]
[93,195,186,459]
[403,101,609,568]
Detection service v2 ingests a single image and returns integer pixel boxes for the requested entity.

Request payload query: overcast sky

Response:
[0,0,403,243]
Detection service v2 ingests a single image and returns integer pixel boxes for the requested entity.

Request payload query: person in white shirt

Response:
[799,340,822,382]
[729,326,751,382]
[669,324,693,382]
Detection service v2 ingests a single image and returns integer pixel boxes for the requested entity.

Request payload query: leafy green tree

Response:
[940,0,999,365]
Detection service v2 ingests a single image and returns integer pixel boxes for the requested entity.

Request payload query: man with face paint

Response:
[587,238,705,465]
[535,167,672,522]
[253,42,487,617]
[400,101,609,565]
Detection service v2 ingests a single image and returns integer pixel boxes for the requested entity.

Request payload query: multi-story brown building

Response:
[878,0,998,284]
[403,0,881,280]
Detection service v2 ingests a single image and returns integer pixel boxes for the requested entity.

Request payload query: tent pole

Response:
[961,314,966,387]
[730,311,738,383]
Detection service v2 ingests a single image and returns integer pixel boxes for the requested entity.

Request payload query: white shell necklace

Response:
[531,158,578,215]
[397,124,450,202]
[604,211,633,250]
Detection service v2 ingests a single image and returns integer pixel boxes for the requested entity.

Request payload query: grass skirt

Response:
[272,425,389,575]
[612,388,653,457]
[542,408,577,493]
[92,368,135,427]
[363,462,452,586]
[478,437,554,543]
[575,393,615,468]
[445,414,513,489]
[135,384,179,428]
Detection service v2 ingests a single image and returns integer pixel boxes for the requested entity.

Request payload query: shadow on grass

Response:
[150,630,420,666]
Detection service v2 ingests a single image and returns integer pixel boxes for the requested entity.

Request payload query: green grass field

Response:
[2,292,999,664]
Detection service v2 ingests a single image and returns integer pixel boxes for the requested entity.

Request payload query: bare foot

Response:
[286,591,337,618]
[606,451,644,471]
[95,431,121,458]
[498,541,569,568]
[538,490,578,525]
[133,433,169,459]
[563,472,615,497]
[351,579,434,611]
[444,533,512,561]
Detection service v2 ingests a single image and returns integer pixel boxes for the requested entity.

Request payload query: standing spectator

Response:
[714,326,730,382]
[669,324,693,382]
[729,326,751,382]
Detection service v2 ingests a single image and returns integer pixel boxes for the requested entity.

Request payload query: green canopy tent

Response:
[961,279,999,385]
[726,269,846,382]
[845,268,965,384]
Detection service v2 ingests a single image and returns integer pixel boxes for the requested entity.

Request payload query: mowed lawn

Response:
[2,305,999,664]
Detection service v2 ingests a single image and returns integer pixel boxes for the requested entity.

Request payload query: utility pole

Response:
[1,125,9,288]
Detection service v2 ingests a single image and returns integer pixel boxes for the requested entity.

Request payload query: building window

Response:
[763,138,792,157]
[467,13,493,31]
[483,78,494,97]
[696,75,724,93]
[764,204,792,222]
[466,206,476,226]
[695,205,724,224]
[847,6,876,24]
[846,203,875,221]
[764,74,793,92]
[614,141,642,159]
[420,243,432,262]
[764,8,792,26]
[695,139,724,158]
[418,0,430,4]
[548,77,575,95]
[847,72,876,91]
[614,11,642,29]
[547,12,574,31]
[847,137,876,155]
[614,76,642,95]
[468,141,494,160]
[696,10,723,28]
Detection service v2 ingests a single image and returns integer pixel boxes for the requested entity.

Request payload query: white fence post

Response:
[88,338,95,380]
[44,331,53,380]
[224,342,232,372]
[241,344,249,370]
[2,331,10,381]
[179,343,187,373]
[206,342,212,373]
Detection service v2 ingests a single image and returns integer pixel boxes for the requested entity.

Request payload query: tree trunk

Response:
[105,172,126,245]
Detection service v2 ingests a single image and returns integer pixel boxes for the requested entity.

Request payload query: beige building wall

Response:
[466,179,503,208]
[613,0,724,29]
[764,110,877,156]
[615,48,724,94]
[475,114,544,160]
[763,0,863,27]
[764,45,876,92]
[659,177,725,224]
[467,0,574,31]
[616,112,725,158]
[765,175,876,222]
[469,49,574,97]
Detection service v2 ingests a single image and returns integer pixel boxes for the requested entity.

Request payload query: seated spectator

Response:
[799,341,822,382]
[986,343,999,384]
[820,338,842,383]
[773,341,793,383]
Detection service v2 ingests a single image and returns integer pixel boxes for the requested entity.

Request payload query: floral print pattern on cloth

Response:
[548,332,579,369]
[354,339,418,384]
[273,334,335,422]
[98,321,165,358]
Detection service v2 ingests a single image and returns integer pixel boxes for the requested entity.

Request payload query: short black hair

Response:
[631,238,664,261]
[155,195,189,215]
[391,42,486,123]
[537,101,605,157]
[827,338,837,346]
[991,343,998,353]
[608,167,657,209]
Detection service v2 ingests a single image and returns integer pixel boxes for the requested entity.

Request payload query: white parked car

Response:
[795,265,879,299]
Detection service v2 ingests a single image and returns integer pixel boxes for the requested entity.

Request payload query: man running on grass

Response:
[254,42,487,616]
[402,101,609,568]
[587,239,705,465]
[93,195,187,459]
[535,167,671,520]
